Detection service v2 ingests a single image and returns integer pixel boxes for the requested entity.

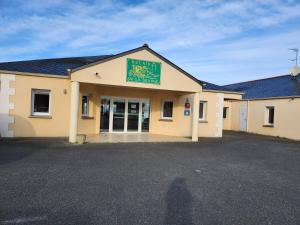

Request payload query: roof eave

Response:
[203,89,244,95]
[242,95,300,101]
[0,70,69,79]
[70,47,143,73]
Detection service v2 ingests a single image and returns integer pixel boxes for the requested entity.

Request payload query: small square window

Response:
[31,89,50,116]
[223,107,228,119]
[199,101,207,120]
[161,100,173,119]
[82,95,89,116]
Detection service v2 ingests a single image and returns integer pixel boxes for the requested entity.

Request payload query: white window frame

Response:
[161,99,173,120]
[264,106,275,126]
[82,95,89,117]
[31,89,51,116]
[199,101,207,121]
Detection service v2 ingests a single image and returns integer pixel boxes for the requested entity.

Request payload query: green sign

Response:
[126,58,161,85]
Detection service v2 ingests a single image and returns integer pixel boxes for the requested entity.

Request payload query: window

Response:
[82,95,89,116]
[199,101,207,121]
[161,100,173,119]
[31,89,50,116]
[265,106,275,126]
[223,107,228,119]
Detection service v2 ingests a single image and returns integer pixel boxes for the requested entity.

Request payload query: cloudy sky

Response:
[0,0,299,84]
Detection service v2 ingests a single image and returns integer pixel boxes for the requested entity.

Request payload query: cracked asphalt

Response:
[0,131,300,225]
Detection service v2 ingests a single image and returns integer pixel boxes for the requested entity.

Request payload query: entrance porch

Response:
[86,133,192,143]
[69,82,200,143]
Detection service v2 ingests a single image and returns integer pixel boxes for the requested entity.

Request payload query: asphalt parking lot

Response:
[0,131,299,225]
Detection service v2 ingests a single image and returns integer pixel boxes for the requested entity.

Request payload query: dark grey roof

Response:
[224,74,300,99]
[0,45,235,94]
[0,55,112,76]
[0,45,202,87]
[198,80,237,92]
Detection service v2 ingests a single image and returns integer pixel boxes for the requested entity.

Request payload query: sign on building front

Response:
[126,58,161,85]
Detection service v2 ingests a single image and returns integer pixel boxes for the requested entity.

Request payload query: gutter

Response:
[202,89,244,95]
[243,95,300,101]
[0,70,70,79]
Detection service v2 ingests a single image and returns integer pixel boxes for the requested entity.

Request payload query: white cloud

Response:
[177,29,300,84]
[0,0,299,83]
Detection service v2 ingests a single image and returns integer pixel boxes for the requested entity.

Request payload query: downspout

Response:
[246,100,249,132]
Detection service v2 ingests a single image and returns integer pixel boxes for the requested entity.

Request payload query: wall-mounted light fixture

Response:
[63,89,67,94]
[94,72,101,78]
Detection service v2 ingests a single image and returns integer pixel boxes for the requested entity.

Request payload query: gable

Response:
[71,47,202,93]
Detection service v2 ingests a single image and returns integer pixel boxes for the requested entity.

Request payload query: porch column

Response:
[192,92,200,142]
[69,81,80,143]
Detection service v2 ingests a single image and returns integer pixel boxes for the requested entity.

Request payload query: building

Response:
[0,44,241,142]
[223,73,300,140]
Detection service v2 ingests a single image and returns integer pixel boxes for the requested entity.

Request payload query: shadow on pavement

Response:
[165,177,193,225]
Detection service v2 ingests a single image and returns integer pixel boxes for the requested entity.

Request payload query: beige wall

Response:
[222,92,243,130]
[77,84,193,136]
[7,71,299,141]
[9,75,71,137]
[223,101,231,130]
[223,92,243,100]
[224,100,247,131]
[71,49,202,93]
[247,98,300,140]
[7,74,227,138]
[72,47,207,138]
[6,44,231,139]
[77,84,224,138]
[198,91,224,137]
[227,98,300,140]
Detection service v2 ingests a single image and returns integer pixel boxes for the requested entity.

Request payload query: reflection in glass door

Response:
[142,102,150,132]
[127,101,139,131]
[113,99,125,131]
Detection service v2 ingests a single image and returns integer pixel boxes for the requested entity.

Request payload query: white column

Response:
[192,92,200,142]
[69,81,80,143]
[215,93,224,137]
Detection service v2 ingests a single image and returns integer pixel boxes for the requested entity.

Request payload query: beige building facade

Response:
[2,45,298,142]
[224,97,300,140]
[223,72,300,141]
[0,45,241,142]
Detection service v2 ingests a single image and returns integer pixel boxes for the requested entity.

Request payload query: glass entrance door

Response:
[100,98,110,132]
[112,99,125,131]
[142,101,150,132]
[100,97,150,133]
[127,101,139,132]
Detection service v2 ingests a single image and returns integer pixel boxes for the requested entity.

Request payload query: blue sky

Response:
[0,0,300,85]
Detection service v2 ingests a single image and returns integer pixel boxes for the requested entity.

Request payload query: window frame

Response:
[264,106,275,126]
[161,99,173,120]
[31,89,51,116]
[82,94,90,117]
[199,101,207,121]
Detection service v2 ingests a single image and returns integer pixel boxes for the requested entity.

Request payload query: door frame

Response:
[101,96,150,133]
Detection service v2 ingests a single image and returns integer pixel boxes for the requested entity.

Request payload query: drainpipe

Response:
[192,92,200,141]
[246,100,249,132]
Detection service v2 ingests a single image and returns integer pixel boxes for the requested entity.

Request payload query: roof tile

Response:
[224,74,300,99]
